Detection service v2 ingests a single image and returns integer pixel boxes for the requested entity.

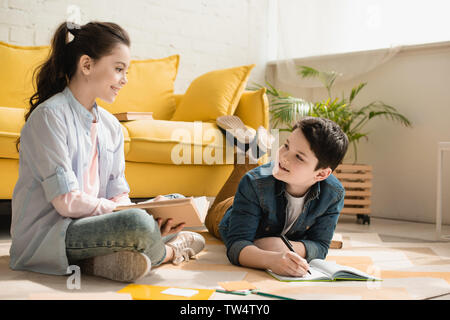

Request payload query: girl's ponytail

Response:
[15,21,130,152]
[28,22,72,119]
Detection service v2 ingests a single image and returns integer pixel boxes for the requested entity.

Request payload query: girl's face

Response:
[86,43,131,103]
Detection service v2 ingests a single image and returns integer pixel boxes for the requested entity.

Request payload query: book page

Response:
[266,268,330,282]
[192,196,210,221]
[333,266,380,280]
[136,198,155,205]
[309,259,342,278]
[115,197,191,210]
[310,259,380,280]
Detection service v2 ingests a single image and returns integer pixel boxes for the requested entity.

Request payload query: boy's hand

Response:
[269,251,309,277]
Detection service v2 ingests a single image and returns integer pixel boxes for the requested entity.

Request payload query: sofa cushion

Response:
[122,120,234,165]
[120,124,131,156]
[0,107,26,159]
[170,64,255,122]
[0,41,49,109]
[125,161,234,198]
[234,88,269,130]
[98,55,179,120]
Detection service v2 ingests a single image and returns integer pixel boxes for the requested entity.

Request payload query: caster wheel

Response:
[356,214,371,225]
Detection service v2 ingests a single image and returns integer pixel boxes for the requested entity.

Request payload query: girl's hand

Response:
[152,195,169,202]
[156,218,185,237]
[152,195,185,236]
[268,251,309,277]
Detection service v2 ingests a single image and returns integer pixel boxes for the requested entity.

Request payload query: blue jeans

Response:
[65,194,184,267]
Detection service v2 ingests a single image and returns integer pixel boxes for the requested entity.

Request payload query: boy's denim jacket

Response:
[219,161,345,266]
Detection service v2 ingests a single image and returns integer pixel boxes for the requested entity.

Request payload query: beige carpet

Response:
[1,231,450,300]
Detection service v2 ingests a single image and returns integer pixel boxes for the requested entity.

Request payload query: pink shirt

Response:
[51,120,132,218]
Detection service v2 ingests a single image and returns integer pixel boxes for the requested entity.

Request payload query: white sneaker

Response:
[217,116,274,160]
[167,231,206,265]
[79,251,151,282]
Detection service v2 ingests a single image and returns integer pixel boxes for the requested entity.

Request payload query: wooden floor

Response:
[1,200,449,300]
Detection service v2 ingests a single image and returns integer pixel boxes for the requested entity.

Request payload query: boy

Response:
[205,117,348,277]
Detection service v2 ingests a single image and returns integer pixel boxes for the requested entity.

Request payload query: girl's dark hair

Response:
[15,21,130,151]
[293,117,349,172]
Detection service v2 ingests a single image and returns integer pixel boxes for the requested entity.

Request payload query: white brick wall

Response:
[0,0,273,93]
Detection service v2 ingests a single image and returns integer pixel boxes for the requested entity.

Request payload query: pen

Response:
[216,289,295,300]
[215,289,252,296]
[251,290,295,300]
[280,234,311,275]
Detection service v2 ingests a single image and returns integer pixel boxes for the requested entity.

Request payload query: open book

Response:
[114,197,209,228]
[267,259,381,282]
[113,112,154,121]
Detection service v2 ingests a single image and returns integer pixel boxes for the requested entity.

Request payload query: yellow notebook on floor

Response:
[117,284,215,300]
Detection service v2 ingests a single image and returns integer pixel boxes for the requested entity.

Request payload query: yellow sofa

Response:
[0,41,269,199]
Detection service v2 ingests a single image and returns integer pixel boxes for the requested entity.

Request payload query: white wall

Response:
[0,0,272,93]
[276,0,450,59]
[4,1,449,225]
[267,42,450,224]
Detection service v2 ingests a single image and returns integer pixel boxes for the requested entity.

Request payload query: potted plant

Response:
[251,66,412,224]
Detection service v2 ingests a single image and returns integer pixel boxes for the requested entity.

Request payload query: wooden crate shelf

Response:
[334,164,373,224]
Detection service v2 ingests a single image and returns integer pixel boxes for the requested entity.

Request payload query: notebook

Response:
[114,196,210,228]
[267,259,382,282]
[118,284,215,300]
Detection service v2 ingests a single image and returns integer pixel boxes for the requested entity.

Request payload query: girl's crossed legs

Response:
[65,194,205,282]
[65,208,173,267]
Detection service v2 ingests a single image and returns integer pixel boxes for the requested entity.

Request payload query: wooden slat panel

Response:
[335,164,373,218]
[344,190,372,196]
[341,181,372,189]
[336,164,372,172]
[334,173,373,180]
[344,199,371,205]
[341,207,371,214]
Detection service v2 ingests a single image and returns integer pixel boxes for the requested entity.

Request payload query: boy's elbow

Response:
[301,239,330,262]
[225,239,254,266]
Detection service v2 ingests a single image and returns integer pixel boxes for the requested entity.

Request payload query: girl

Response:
[10,21,205,282]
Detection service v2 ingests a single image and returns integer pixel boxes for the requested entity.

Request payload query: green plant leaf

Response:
[269,95,312,128]
[297,65,320,78]
[297,66,341,97]
[252,73,411,164]
[349,82,367,104]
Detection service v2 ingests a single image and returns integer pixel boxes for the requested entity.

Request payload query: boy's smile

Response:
[272,128,331,197]
[278,161,289,172]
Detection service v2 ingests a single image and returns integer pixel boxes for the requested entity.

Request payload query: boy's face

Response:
[272,128,332,196]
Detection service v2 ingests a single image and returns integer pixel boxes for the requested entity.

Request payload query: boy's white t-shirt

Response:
[282,190,309,235]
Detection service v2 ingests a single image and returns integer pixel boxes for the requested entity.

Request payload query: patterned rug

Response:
[1,231,450,300]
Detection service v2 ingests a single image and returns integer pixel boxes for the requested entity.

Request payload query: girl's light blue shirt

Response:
[10,87,130,275]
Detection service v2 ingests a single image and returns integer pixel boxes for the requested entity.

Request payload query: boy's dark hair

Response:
[292,117,348,171]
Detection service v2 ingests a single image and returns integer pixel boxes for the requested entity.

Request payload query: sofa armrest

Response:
[0,106,26,159]
[234,88,269,130]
